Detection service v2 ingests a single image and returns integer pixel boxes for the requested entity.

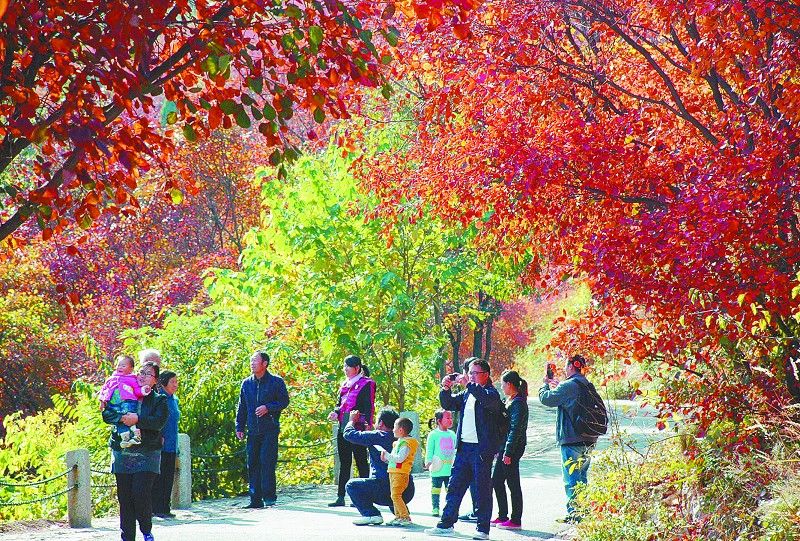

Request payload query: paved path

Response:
[0,400,655,541]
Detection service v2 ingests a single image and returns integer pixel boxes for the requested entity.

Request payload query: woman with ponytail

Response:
[327,354,376,507]
[491,370,529,529]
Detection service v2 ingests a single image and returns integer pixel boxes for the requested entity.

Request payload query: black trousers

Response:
[116,471,157,541]
[492,454,523,523]
[151,451,177,514]
[336,430,369,497]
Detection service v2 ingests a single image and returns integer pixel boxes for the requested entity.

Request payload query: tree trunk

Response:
[484,318,494,362]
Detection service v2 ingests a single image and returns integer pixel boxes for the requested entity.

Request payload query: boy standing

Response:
[382,417,419,526]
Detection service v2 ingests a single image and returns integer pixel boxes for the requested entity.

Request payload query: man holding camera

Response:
[425,357,504,540]
[539,354,600,523]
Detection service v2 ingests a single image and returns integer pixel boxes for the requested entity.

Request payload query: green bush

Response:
[0,383,114,521]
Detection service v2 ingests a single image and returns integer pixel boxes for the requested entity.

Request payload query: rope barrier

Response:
[193,439,329,460]
[0,484,76,508]
[277,451,334,464]
[90,468,113,475]
[0,468,72,488]
[194,465,247,474]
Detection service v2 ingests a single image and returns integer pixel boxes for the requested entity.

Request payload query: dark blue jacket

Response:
[235,371,290,435]
[343,423,401,482]
[439,382,504,458]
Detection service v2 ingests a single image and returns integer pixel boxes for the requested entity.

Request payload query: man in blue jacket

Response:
[343,406,415,525]
[539,354,599,523]
[425,358,504,540]
[236,351,290,508]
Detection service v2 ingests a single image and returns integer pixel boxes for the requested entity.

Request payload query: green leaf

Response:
[313,108,325,124]
[166,111,178,125]
[182,124,197,142]
[248,77,263,94]
[220,99,238,115]
[263,103,277,120]
[169,188,184,205]
[269,149,282,166]
[235,110,251,128]
[309,26,324,47]
[285,5,302,19]
[218,54,232,73]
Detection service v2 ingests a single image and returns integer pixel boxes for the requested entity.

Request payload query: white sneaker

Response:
[394,518,413,526]
[353,515,383,526]
[425,527,457,537]
[472,532,490,540]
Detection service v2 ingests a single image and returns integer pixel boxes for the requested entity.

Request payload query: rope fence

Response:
[0,484,77,508]
[0,468,71,488]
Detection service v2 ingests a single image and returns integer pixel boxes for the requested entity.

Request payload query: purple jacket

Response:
[336,376,376,429]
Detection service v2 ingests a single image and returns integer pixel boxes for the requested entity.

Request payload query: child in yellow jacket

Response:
[381,416,419,526]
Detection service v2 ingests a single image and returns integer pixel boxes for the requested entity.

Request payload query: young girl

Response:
[98,355,151,448]
[425,409,456,516]
[491,370,529,529]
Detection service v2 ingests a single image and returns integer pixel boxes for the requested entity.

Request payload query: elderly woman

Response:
[326,354,376,507]
[151,370,180,519]
[103,360,167,541]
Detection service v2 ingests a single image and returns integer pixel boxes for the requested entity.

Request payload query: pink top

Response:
[98,371,144,402]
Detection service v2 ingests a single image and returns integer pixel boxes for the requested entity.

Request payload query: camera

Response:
[446,373,458,381]
[546,363,556,379]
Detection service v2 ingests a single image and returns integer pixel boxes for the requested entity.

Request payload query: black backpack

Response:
[572,378,608,439]
[496,407,510,440]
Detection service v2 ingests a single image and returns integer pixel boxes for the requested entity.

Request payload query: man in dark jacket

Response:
[235,351,290,508]
[425,358,504,540]
[539,354,599,523]
[343,407,415,525]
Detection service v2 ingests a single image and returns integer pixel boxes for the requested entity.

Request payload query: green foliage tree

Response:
[210,135,512,410]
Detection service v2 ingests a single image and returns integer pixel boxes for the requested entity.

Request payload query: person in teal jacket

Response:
[425,409,456,516]
[539,354,599,523]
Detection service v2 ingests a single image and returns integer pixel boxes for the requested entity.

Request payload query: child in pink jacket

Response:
[98,355,151,448]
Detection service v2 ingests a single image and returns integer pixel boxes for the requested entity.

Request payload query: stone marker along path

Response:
[0,400,657,541]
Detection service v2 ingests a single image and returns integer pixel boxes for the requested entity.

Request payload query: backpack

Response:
[496,407,510,441]
[572,378,608,439]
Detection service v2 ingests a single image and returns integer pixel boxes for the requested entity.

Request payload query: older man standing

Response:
[236,351,290,508]
[425,357,504,540]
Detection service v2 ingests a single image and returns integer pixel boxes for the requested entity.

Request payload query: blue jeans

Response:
[561,444,591,516]
[247,430,279,503]
[106,399,139,437]
[438,443,493,534]
[346,475,415,517]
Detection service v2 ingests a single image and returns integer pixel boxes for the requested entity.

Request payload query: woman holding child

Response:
[103,359,168,541]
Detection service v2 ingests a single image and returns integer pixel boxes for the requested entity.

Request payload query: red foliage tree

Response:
[365,0,800,432]
[0,0,479,246]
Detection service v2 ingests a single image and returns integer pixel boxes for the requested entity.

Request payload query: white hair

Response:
[138,349,162,366]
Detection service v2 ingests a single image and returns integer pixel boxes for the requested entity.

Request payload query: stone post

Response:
[399,411,424,473]
[332,422,341,486]
[65,448,91,528]
[172,433,192,509]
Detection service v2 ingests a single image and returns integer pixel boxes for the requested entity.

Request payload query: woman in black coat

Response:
[491,370,529,529]
[103,361,168,541]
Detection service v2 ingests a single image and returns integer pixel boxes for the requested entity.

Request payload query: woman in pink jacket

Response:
[327,355,376,507]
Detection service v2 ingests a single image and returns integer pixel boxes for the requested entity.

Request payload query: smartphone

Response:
[546,363,556,379]
[447,373,458,381]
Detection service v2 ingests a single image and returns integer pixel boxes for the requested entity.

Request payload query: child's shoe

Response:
[432,507,440,516]
[396,518,413,527]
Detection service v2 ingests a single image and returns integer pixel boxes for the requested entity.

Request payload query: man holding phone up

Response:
[425,357,504,540]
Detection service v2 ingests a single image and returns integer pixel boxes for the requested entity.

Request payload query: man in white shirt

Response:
[425,358,504,540]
